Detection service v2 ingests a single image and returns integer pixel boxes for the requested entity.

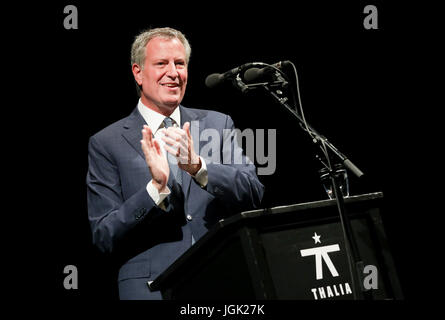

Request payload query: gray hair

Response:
[131,27,192,68]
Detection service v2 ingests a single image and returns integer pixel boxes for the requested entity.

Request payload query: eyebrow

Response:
[151,58,186,64]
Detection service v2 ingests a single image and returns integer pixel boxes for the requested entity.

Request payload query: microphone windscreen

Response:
[205,73,222,88]
[243,68,262,83]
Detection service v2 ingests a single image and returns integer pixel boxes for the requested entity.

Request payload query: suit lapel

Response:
[121,107,147,161]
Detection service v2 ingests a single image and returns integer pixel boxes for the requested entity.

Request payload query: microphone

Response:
[243,60,291,83]
[205,62,265,88]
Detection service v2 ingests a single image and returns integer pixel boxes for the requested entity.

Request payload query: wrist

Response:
[152,180,168,193]
[189,157,202,176]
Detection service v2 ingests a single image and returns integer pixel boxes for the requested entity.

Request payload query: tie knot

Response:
[163,117,174,128]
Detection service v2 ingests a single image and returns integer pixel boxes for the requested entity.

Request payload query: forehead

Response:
[145,37,186,60]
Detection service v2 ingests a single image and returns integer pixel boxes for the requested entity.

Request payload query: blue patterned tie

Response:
[163,117,182,186]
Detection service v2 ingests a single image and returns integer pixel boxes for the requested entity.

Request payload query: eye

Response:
[175,61,186,68]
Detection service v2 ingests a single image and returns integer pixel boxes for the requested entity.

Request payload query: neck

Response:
[140,96,178,117]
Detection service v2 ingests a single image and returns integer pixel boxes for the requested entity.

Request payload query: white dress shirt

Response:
[137,100,208,208]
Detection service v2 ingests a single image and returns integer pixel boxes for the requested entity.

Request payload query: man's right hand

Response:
[141,125,170,193]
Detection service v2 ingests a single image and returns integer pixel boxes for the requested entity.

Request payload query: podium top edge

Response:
[240,192,384,216]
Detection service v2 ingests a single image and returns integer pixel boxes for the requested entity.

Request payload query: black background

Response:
[41,0,439,308]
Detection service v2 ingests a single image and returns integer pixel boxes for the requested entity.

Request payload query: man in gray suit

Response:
[87,27,264,299]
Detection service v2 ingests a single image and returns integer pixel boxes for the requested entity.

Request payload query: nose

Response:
[165,61,179,78]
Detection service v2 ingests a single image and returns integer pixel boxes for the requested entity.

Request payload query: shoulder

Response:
[180,105,232,124]
[90,117,127,143]
[89,108,139,143]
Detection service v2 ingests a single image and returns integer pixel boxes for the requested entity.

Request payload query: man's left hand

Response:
[161,121,201,176]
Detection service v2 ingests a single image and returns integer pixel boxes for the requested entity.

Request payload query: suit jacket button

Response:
[186,214,193,221]
[135,208,147,220]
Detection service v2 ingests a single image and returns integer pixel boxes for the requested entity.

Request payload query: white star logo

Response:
[312,232,321,244]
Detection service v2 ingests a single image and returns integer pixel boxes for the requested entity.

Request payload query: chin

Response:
[157,103,178,115]
[163,98,182,108]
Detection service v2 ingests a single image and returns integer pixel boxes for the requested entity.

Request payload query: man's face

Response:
[133,37,188,115]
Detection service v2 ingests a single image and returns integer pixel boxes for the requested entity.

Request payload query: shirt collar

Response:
[137,99,181,133]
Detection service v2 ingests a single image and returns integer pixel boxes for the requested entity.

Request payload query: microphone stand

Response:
[236,77,371,300]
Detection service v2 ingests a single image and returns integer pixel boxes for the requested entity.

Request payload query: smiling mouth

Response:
[161,83,179,88]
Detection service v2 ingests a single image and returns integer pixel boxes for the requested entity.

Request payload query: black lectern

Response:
[149,192,402,300]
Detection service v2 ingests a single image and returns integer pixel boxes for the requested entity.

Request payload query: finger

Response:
[164,137,187,159]
[182,122,193,150]
[144,126,154,148]
[161,135,180,149]
[140,139,146,151]
[152,138,163,156]
[164,128,183,142]
[140,139,150,160]
[142,126,150,145]
[164,143,180,158]
[148,133,156,150]
[183,122,191,139]
[182,122,196,162]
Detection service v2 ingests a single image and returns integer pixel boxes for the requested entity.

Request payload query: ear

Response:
[132,63,143,85]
